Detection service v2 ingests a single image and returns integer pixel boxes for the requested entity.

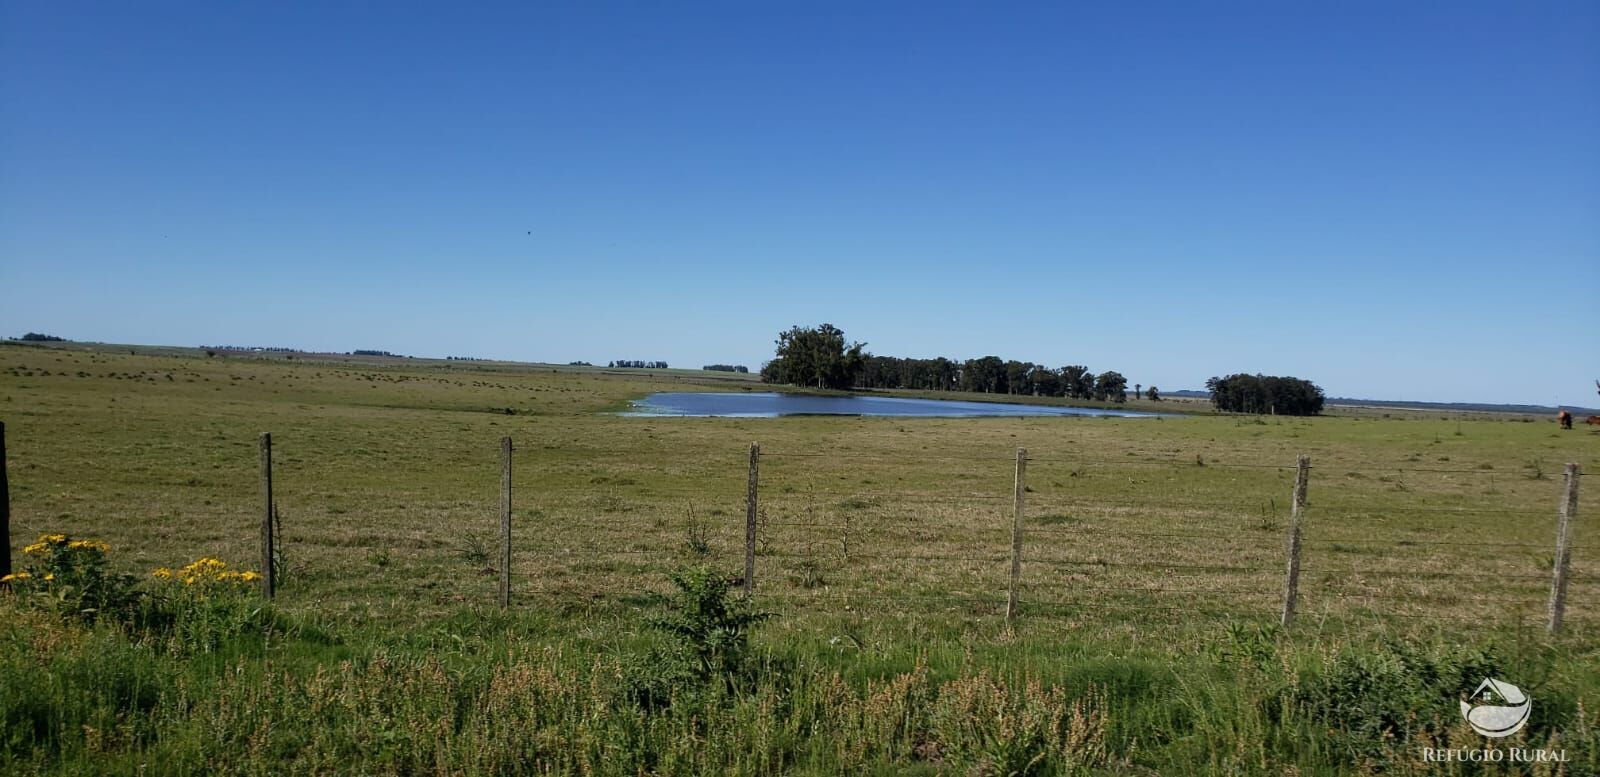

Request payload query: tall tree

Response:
[1060,365,1093,399]
[763,324,866,390]
[1094,371,1128,403]
[962,356,1006,393]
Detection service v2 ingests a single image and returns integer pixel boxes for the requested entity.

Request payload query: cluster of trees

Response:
[446,356,490,361]
[761,324,1146,402]
[759,324,866,390]
[351,350,404,358]
[567,361,593,366]
[1206,374,1325,416]
[926,359,1131,401]
[609,360,668,369]
[16,332,65,342]
[200,345,302,353]
[702,364,750,373]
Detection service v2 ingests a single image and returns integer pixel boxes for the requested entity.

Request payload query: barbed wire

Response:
[1309,504,1551,517]
[514,446,1588,482]
[1016,581,1277,597]
[760,450,1006,463]
[756,548,1009,565]
[1027,526,1263,542]
[1300,536,1547,550]
[1025,456,1296,470]
[1025,557,1284,574]
[1301,566,1572,583]
[1306,588,1558,606]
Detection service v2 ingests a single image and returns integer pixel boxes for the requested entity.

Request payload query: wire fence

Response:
[502,440,1591,632]
[1,424,1590,632]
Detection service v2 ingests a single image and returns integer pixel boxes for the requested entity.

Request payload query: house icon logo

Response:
[1461,679,1530,738]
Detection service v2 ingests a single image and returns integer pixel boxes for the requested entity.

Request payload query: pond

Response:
[623,392,1164,418]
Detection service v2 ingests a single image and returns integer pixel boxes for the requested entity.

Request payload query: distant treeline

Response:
[568,361,594,367]
[609,360,668,369]
[201,345,303,353]
[446,356,489,361]
[760,324,1146,402]
[855,356,1139,401]
[16,333,66,342]
[351,350,405,358]
[1206,374,1325,416]
[702,364,749,373]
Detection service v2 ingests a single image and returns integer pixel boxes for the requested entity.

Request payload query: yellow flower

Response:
[1,571,31,582]
[152,567,174,580]
[41,533,66,543]
[68,540,109,552]
[240,571,262,582]
[22,543,48,556]
[181,557,227,576]
[43,574,54,582]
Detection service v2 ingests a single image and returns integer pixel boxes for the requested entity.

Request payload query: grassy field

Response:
[2,340,1598,775]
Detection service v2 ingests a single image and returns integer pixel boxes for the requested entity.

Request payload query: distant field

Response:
[3,340,1598,774]
[4,339,1594,627]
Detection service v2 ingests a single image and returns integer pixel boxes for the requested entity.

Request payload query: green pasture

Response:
[2,341,1597,775]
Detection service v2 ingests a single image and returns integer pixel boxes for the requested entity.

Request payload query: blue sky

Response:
[2,1,1596,406]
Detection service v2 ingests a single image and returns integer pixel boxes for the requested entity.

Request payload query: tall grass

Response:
[4,589,1597,776]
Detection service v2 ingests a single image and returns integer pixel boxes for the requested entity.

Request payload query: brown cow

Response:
[1587,416,1600,426]
[1558,409,1573,429]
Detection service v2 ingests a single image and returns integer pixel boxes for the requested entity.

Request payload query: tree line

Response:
[857,355,1142,402]
[200,345,303,354]
[760,324,1150,402]
[759,324,866,390]
[1205,374,1325,416]
[609,360,669,369]
[702,364,750,373]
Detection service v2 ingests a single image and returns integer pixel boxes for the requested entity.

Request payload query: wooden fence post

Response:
[1548,462,1579,633]
[745,442,759,595]
[1,421,10,581]
[1279,455,1310,627]
[1007,448,1026,621]
[500,437,512,609]
[259,433,275,598]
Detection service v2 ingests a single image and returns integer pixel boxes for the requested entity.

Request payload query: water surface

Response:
[624,392,1162,418]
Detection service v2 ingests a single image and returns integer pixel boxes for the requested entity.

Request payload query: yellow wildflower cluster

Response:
[1,571,32,583]
[22,533,68,556]
[21,533,107,556]
[152,558,261,586]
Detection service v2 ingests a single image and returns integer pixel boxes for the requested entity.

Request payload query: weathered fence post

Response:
[744,442,759,595]
[1,421,10,581]
[500,436,512,609]
[259,433,275,598]
[1279,454,1310,627]
[1007,448,1026,621]
[1548,462,1580,633]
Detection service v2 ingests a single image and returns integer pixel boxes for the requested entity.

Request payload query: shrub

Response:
[929,670,1108,775]
[147,558,274,653]
[1293,639,1502,768]
[626,567,772,707]
[4,533,139,624]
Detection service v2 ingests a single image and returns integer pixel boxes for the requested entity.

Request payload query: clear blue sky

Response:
[2,2,1596,406]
